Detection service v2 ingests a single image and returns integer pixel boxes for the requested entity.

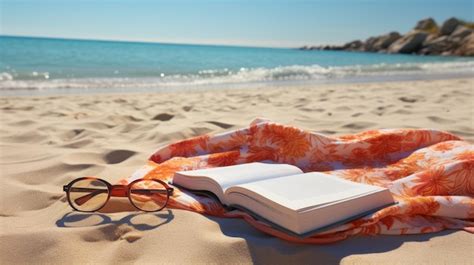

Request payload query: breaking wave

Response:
[1,61,473,92]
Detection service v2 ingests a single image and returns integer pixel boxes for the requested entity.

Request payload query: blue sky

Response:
[1,0,473,47]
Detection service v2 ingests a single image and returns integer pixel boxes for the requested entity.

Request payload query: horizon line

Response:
[0,34,303,50]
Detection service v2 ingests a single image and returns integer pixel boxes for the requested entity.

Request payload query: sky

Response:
[1,0,473,48]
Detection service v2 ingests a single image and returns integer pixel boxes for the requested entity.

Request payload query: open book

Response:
[173,162,395,237]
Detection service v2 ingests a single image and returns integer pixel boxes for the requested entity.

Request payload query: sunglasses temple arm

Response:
[129,189,171,195]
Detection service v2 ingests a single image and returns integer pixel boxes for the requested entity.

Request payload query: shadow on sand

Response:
[56,199,174,231]
[204,215,458,264]
[56,198,457,264]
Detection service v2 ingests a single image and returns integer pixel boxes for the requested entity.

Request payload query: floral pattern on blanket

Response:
[124,119,474,243]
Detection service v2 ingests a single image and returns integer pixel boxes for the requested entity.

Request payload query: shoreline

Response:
[1,73,473,97]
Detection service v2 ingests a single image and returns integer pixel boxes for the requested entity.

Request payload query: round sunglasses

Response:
[63,177,174,212]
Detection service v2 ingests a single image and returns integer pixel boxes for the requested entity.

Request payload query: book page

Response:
[176,162,303,191]
[226,172,384,212]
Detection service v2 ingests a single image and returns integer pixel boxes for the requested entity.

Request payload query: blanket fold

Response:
[123,119,474,243]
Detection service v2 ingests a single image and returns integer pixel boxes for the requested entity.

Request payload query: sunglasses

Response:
[63,177,174,212]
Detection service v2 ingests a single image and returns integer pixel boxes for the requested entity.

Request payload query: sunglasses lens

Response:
[129,179,169,212]
[68,179,109,211]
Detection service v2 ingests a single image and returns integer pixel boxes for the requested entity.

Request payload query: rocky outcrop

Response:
[440,17,462,36]
[300,17,474,56]
[415,18,438,33]
[365,32,402,52]
[454,33,474,56]
[387,31,427,53]
[419,24,474,55]
[419,36,454,55]
[342,40,363,51]
[451,25,472,39]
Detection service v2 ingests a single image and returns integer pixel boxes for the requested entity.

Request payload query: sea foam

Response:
[1,61,473,92]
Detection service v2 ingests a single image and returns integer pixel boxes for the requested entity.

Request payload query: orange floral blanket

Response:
[124,119,474,243]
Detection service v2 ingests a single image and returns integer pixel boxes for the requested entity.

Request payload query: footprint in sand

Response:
[152,113,174,121]
[206,121,234,129]
[300,107,325,112]
[103,150,137,164]
[342,122,376,130]
[371,106,392,116]
[182,106,193,112]
[8,119,37,126]
[398,96,418,103]
[427,116,456,124]
[80,224,142,243]
[392,109,412,115]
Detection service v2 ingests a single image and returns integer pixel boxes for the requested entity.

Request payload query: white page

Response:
[228,172,384,211]
[176,162,302,191]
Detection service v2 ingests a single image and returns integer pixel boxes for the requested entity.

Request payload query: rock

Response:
[453,34,474,56]
[363,37,378,51]
[450,25,473,39]
[388,31,428,54]
[441,51,453,56]
[363,32,402,52]
[343,40,363,51]
[298,17,473,56]
[423,34,438,43]
[420,25,473,55]
[419,36,456,55]
[414,18,438,33]
[321,45,343,51]
[430,35,449,44]
[298,46,319,50]
[372,32,402,50]
[440,17,462,36]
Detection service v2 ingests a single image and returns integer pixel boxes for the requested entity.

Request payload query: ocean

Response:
[1,36,473,95]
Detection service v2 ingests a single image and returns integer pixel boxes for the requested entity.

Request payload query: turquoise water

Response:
[1,36,473,93]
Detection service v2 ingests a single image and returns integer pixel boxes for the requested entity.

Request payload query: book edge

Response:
[230,202,398,238]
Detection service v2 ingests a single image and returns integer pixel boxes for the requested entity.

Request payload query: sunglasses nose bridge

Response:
[110,185,128,197]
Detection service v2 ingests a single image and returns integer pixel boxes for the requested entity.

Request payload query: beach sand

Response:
[1,78,473,264]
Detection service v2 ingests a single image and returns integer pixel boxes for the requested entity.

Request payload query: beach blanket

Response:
[123,119,474,243]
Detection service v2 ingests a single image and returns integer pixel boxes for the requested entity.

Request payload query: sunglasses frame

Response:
[63,177,174,212]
